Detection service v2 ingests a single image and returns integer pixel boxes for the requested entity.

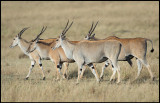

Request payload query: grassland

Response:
[1,1,159,102]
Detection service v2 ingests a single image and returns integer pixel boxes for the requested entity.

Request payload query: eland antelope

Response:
[9,27,47,80]
[84,25,155,81]
[52,21,125,84]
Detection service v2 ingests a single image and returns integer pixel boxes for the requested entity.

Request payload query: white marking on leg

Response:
[31,61,35,66]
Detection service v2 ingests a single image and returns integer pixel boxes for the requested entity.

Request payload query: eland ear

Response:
[85,35,89,40]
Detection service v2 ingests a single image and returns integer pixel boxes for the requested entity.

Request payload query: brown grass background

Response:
[1,1,159,102]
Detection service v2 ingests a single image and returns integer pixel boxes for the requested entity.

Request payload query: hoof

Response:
[43,77,46,80]
[63,77,69,80]
[64,74,67,78]
[100,76,103,80]
[110,78,113,82]
[25,77,29,80]
[151,77,155,81]
[63,74,68,80]
[113,78,117,82]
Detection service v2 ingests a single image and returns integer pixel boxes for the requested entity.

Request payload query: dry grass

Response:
[1,1,159,102]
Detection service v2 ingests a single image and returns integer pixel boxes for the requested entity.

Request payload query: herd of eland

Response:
[10,20,155,84]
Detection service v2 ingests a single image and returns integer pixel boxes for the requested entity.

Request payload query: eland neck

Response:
[18,38,30,55]
[60,39,75,60]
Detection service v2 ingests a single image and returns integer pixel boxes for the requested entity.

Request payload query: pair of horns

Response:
[32,26,47,42]
[87,21,99,37]
[18,27,30,38]
[61,20,73,37]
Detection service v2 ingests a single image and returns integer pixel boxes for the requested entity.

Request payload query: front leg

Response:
[79,65,87,79]
[55,62,63,80]
[26,60,35,80]
[62,62,69,79]
[76,64,84,84]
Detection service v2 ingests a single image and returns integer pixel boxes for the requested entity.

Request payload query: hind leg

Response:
[140,58,154,80]
[56,62,63,80]
[72,55,84,84]
[88,63,100,82]
[135,59,142,80]
[100,60,109,80]
[110,67,116,82]
[110,60,121,83]
[35,59,45,80]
